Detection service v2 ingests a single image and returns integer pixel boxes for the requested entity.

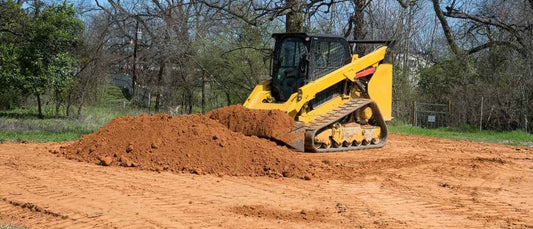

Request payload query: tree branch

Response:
[0,28,22,37]
[443,6,526,49]
[467,41,526,56]
[220,46,271,57]
[396,0,408,9]
[431,0,460,55]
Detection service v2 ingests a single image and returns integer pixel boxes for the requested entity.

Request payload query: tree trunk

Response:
[155,93,161,113]
[201,73,206,114]
[55,102,60,118]
[77,77,91,118]
[403,1,415,73]
[187,90,193,114]
[352,0,367,56]
[36,93,43,119]
[285,0,304,32]
[225,91,231,106]
[431,0,460,55]
[131,17,140,102]
[77,103,84,117]
[180,90,186,115]
[155,61,165,113]
[66,88,73,117]
[54,89,61,118]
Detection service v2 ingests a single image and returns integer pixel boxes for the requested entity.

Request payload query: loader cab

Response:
[271,33,352,102]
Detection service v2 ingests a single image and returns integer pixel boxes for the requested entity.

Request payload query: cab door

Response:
[271,37,307,102]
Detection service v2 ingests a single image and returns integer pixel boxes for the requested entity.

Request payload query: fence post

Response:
[526,114,528,133]
[147,92,151,114]
[479,96,484,131]
[412,101,417,126]
[448,100,452,126]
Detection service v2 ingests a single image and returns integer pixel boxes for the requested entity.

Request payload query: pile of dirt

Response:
[207,105,297,142]
[60,112,324,179]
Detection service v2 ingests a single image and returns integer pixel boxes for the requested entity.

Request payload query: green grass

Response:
[0,106,146,142]
[388,122,533,147]
[0,131,87,142]
[0,86,145,143]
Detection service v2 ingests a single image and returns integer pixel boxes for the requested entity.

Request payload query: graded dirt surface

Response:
[1,134,532,228]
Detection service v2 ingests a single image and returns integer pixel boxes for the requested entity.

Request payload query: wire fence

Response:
[413,101,450,128]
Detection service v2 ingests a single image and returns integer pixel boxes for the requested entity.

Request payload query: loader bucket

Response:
[273,123,306,152]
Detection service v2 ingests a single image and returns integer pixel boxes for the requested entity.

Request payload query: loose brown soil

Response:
[59,112,322,178]
[0,134,531,228]
[207,105,297,141]
[231,205,329,223]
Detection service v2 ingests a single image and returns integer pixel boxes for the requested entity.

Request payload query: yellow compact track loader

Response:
[244,33,393,152]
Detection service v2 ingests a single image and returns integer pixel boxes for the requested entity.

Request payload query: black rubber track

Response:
[304,99,388,152]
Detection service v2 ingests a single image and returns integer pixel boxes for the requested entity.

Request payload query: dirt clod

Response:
[98,156,113,166]
[119,156,133,167]
[282,171,293,178]
[192,168,203,175]
[155,166,163,173]
[335,203,347,213]
[126,144,134,153]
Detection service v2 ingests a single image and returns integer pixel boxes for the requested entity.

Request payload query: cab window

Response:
[312,39,347,78]
[278,38,305,73]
